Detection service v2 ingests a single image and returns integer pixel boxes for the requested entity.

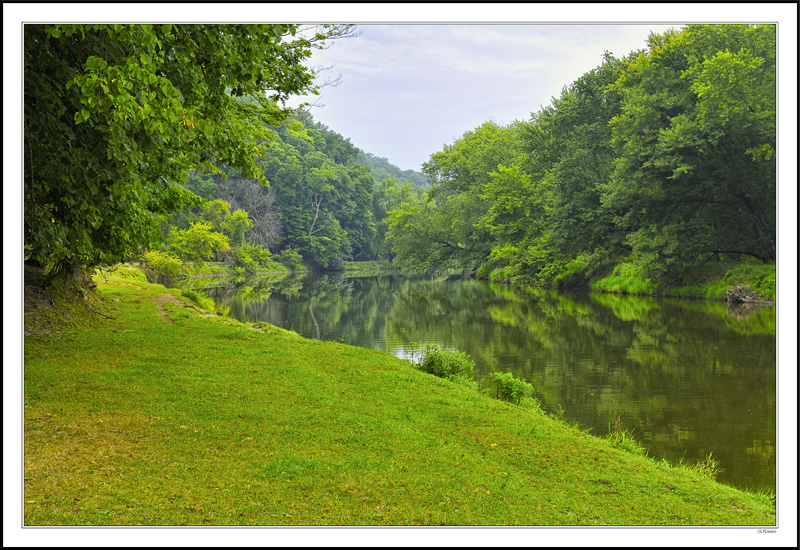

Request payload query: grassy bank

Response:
[566,260,776,301]
[22,266,775,526]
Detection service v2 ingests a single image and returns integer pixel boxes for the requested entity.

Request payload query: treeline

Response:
[355,151,430,189]
[161,109,426,271]
[386,25,776,288]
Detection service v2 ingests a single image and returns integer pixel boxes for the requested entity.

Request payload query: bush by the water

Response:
[275,248,304,271]
[142,250,184,282]
[590,261,658,295]
[411,344,475,386]
[490,371,534,404]
[231,243,275,273]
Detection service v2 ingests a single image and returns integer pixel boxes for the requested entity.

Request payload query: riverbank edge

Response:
[152,259,397,281]
[21,264,776,526]
[478,260,777,303]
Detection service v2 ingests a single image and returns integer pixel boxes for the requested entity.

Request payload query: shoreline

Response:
[21,264,776,527]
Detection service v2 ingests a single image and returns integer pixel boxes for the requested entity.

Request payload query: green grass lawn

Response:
[22,266,776,527]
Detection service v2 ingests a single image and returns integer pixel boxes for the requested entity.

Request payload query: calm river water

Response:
[182,271,777,493]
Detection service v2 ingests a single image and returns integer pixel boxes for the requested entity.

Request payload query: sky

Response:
[292,23,678,171]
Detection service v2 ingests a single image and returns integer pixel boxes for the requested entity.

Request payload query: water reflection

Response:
[178,272,776,493]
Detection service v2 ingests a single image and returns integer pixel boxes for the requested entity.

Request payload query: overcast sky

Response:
[293,23,677,171]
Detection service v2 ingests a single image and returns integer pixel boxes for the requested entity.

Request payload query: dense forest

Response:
[387,24,776,288]
[169,108,427,271]
[24,24,775,291]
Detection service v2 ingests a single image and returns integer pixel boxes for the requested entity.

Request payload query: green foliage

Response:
[230,112,382,267]
[389,25,775,288]
[489,372,533,405]
[607,25,776,270]
[372,178,422,260]
[551,257,590,289]
[142,250,184,281]
[355,151,430,189]
[411,343,475,382]
[274,248,304,271]
[721,264,776,301]
[168,222,230,267]
[664,261,776,301]
[232,243,274,273]
[24,24,351,276]
[590,261,659,295]
[388,192,496,274]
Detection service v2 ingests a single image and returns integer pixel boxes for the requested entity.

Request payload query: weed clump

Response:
[606,416,648,457]
[490,372,533,404]
[409,343,476,388]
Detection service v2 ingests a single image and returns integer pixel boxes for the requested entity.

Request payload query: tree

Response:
[605,25,776,277]
[373,177,421,260]
[168,222,230,267]
[24,23,353,278]
[390,121,526,272]
[386,191,488,273]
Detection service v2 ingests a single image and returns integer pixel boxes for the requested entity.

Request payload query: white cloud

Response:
[296,23,679,170]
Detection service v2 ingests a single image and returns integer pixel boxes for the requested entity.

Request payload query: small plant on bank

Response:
[691,452,721,481]
[490,372,533,405]
[606,416,648,457]
[413,344,475,382]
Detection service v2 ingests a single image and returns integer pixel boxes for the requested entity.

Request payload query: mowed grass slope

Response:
[23,267,776,526]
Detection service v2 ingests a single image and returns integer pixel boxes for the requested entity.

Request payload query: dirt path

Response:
[147,293,263,331]
[147,294,187,324]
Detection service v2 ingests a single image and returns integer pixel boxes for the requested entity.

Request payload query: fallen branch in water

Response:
[725,284,774,304]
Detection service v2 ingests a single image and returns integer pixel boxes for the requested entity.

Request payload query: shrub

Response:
[275,248,304,271]
[490,372,533,404]
[168,222,230,267]
[233,243,273,273]
[476,262,493,280]
[552,257,590,289]
[142,250,184,282]
[590,261,658,295]
[414,344,474,381]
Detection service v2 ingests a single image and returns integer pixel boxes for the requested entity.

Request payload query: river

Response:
[178,271,777,493]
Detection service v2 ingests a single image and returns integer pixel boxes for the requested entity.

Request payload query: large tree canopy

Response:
[24,23,351,277]
[606,24,776,276]
[385,24,775,287]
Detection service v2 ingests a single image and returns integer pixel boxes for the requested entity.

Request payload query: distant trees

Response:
[355,151,430,189]
[386,122,524,272]
[155,110,427,270]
